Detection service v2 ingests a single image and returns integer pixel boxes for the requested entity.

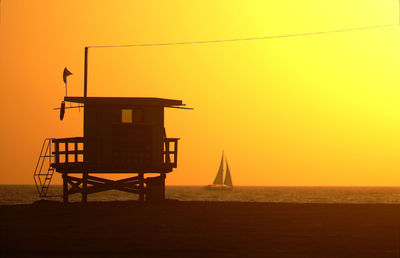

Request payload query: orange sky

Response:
[1,0,400,185]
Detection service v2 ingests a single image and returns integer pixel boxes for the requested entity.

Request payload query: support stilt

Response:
[145,174,166,202]
[63,173,69,203]
[139,172,144,202]
[82,171,88,204]
[61,173,168,203]
[161,173,166,200]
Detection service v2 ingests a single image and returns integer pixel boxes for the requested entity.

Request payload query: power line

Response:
[88,23,398,49]
[82,2,400,97]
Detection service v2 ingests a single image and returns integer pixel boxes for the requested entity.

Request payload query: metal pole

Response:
[84,47,88,97]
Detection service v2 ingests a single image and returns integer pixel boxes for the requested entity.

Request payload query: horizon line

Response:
[2,184,400,188]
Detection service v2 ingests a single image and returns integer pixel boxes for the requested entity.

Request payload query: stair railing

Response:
[33,138,55,197]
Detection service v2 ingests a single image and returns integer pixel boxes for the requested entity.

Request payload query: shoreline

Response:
[3,199,400,206]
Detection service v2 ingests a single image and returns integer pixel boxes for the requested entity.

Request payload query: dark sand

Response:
[1,201,400,257]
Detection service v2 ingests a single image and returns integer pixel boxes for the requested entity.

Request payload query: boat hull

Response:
[204,184,233,190]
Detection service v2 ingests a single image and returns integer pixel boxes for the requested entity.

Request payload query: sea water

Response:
[1,185,400,205]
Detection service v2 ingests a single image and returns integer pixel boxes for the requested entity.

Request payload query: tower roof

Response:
[64,96,183,106]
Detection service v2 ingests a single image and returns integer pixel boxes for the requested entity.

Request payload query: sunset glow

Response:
[1,0,400,185]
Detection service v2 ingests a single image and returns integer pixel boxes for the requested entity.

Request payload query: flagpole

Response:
[84,47,88,98]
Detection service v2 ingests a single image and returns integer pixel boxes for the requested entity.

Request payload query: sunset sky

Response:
[1,0,399,185]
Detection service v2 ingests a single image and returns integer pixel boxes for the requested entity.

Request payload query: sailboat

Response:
[206,152,233,189]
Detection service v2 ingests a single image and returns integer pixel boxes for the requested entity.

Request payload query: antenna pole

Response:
[84,47,88,98]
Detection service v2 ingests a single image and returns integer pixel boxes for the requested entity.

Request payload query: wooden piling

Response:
[139,172,144,202]
[62,173,68,203]
[82,171,88,204]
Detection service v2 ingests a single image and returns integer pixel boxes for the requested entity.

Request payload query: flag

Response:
[63,67,73,83]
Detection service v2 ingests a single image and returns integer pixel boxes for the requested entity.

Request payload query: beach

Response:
[1,201,399,257]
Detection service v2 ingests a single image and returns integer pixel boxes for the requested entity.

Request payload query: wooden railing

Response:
[52,137,85,165]
[164,138,179,168]
[52,136,178,169]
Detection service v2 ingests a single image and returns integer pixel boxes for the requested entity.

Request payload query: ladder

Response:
[33,138,55,198]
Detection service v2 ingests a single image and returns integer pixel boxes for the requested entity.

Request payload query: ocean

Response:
[1,185,400,205]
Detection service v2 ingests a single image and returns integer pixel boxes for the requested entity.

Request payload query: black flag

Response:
[63,67,72,83]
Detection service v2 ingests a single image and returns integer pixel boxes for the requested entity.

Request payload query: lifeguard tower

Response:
[34,48,188,203]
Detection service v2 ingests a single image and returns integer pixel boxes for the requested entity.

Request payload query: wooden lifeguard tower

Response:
[34,48,188,203]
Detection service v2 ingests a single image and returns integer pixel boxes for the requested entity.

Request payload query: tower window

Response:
[121,109,132,123]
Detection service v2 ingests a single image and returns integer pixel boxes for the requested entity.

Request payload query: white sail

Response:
[224,158,233,187]
[213,153,224,185]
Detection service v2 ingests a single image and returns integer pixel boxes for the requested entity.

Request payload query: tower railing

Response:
[50,136,177,171]
[164,138,179,168]
[52,137,85,165]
